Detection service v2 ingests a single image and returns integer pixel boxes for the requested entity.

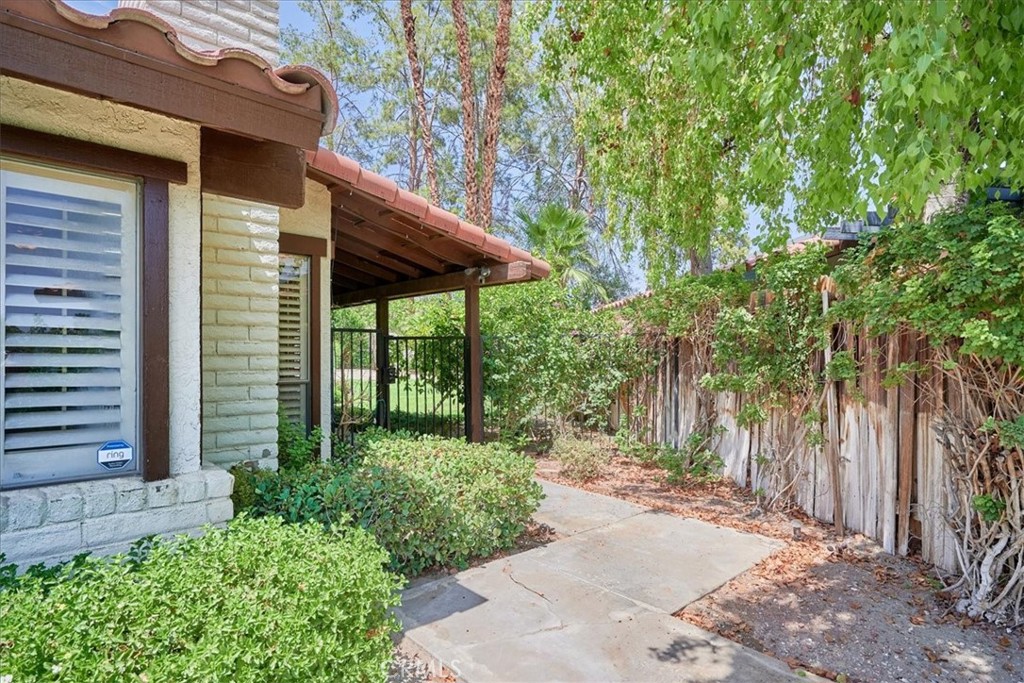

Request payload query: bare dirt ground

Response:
[534,452,1024,683]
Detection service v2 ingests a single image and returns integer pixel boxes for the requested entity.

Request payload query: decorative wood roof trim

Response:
[307,147,551,285]
[4,0,337,139]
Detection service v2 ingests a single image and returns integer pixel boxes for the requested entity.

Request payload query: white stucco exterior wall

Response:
[0,76,231,568]
[118,0,280,65]
[279,179,333,459]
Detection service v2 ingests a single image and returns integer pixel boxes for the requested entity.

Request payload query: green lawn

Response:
[333,376,464,432]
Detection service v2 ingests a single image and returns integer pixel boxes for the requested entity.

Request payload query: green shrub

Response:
[0,517,400,683]
[655,429,725,485]
[228,463,273,513]
[278,411,327,470]
[252,435,543,576]
[552,435,611,482]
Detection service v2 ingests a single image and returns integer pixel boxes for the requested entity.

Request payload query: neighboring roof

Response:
[306,148,551,304]
[593,290,652,313]
[594,236,846,312]
[1,0,337,147]
[742,236,844,269]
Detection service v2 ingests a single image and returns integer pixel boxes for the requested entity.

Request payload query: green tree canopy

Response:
[543,0,1024,282]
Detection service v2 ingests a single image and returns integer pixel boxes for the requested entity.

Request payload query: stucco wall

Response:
[0,76,231,568]
[201,195,281,468]
[279,179,333,459]
[118,0,280,65]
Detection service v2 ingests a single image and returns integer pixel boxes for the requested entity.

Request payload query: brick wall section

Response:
[201,195,280,468]
[118,0,280,65]
[0,468,233,567]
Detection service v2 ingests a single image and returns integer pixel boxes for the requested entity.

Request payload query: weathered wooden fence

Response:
[611,325,961,572]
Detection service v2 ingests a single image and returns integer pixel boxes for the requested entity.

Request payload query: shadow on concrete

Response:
[649,635,722,664]
[398,578,488,630]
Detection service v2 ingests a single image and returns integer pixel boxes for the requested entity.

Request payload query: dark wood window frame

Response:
[278,232,327,430]
[1,125,187,483]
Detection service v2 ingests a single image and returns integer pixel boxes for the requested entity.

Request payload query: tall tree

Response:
[450,0,479,224]
[545,0,1024,282]
[477,0,513,230]
[399,0,440,204]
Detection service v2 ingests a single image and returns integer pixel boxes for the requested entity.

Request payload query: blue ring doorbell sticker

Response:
[97,440,135,470]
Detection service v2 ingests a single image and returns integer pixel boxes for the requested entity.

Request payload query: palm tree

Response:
[516,204,608,303]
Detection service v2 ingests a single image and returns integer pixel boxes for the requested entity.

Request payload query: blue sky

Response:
[65,0,312,33]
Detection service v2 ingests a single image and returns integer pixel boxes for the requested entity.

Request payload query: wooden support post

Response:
[375,297,390,429]
[465,284,484,442]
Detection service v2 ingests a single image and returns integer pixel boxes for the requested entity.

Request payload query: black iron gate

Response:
[332,328,466,440]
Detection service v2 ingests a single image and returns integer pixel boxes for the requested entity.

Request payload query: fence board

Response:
[621,331,960,571]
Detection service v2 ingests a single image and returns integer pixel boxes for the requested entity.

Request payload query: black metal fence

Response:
[331,328,466,441]
[331,328,377,438]
[388,335,465,438]
[332,328,593,444]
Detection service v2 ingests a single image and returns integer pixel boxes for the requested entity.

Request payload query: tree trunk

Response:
[408,104,420,191]
[477,0,512,231]
[688,247,712,275]
[450,0,479,224]
[400,0,439,205]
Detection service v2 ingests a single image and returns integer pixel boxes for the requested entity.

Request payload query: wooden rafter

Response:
[337,217,451,274]
[334,261,531,307]
[333,250,401,283]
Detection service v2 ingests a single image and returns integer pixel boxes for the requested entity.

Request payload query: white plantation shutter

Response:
[278,254,310,429]
[1,159,139,487]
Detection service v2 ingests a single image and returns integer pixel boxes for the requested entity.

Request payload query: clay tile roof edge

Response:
[48,0,338,136]
[306,147,550,278]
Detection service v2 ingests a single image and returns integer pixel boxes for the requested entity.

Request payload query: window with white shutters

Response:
[278,253,310,430]
[1,158,140,488]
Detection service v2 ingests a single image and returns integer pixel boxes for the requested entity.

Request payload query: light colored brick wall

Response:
[118,0,280,65]
[201,195,281,468]
[278,179,333,460]
[0,468,233,568]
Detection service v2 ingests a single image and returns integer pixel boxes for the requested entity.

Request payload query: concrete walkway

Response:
[396,480,815,682]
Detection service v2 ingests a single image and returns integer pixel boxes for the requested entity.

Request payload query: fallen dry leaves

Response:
[535,451,1024,683]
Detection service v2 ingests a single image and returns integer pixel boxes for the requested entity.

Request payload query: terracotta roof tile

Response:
[306,148,550,279]
[46,0,338,136]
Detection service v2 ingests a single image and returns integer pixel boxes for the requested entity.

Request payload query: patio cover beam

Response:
[333,261,531,308]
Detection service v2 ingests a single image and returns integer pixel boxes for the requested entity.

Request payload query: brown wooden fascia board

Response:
[0,10,324,149]
[200,128,306,209]
[333,261,531,307]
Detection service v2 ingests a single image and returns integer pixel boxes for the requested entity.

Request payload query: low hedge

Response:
[249,435,543,576]
[0,517,400,683]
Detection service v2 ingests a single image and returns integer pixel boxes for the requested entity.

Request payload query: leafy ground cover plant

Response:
[0,516,401,682]
[278,411,327,470]
[551,434,611,482]
[247,434,543,576]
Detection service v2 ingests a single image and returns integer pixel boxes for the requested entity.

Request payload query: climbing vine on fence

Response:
[623,202,1023,625]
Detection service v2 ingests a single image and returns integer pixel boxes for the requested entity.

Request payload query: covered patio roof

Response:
[306,148,550,308]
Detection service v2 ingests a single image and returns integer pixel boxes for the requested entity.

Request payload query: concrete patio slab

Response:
[525,510,782,613]
[533,480,645,536]
[397,481,800,682]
